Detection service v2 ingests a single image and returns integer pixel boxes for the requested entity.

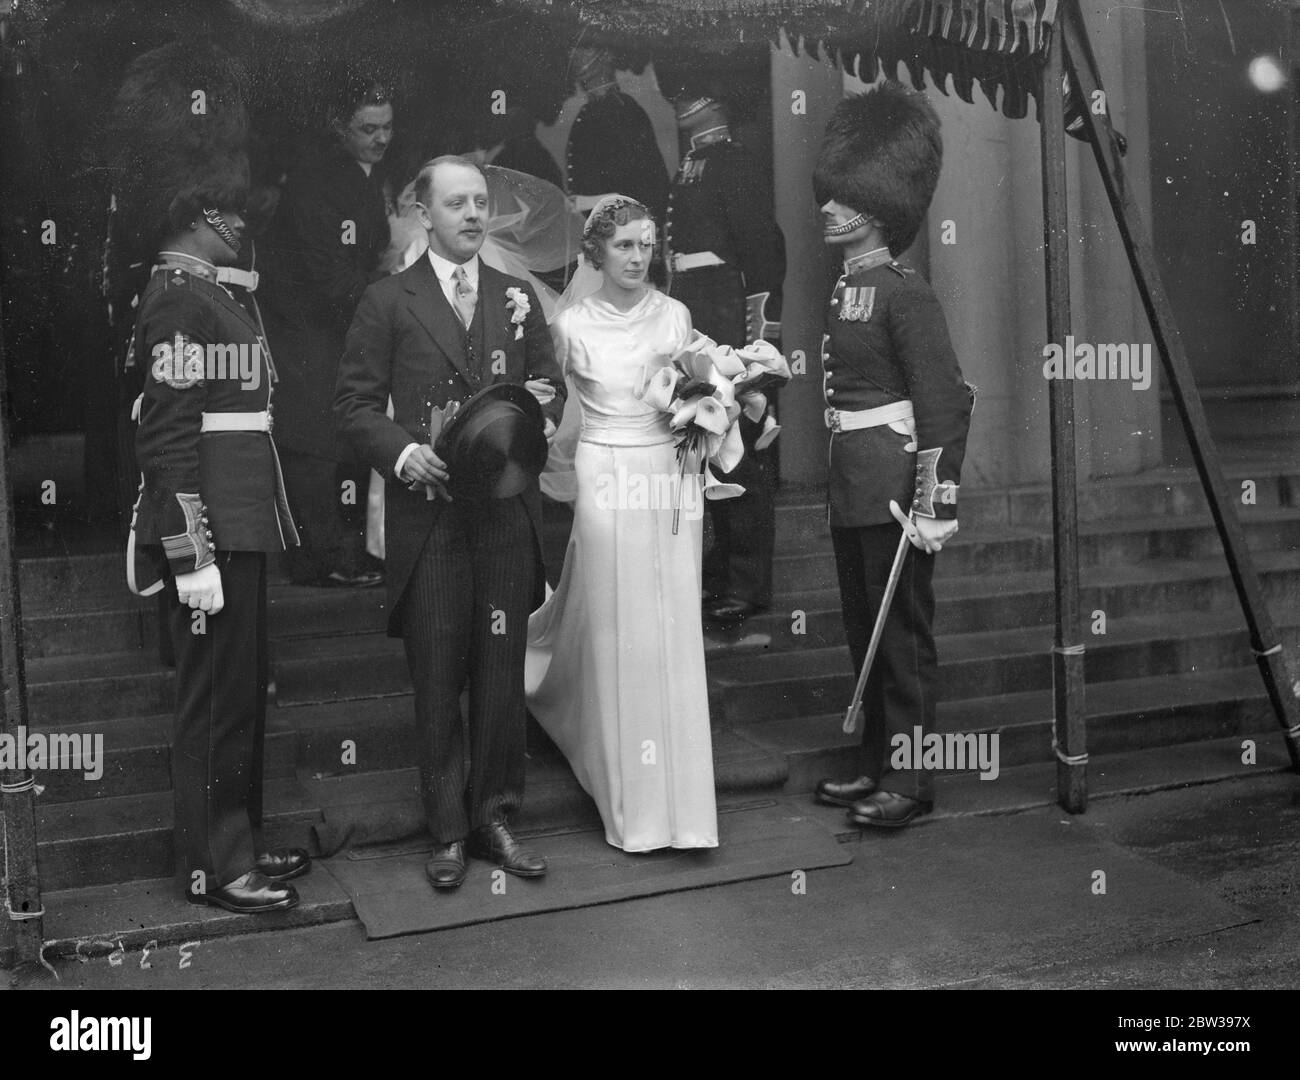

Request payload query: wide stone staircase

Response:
[12,450,1300,949]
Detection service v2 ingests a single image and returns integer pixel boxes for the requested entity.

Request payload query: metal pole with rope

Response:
[0,276,47,973]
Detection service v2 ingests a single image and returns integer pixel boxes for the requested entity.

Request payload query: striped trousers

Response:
[398,496,536,843]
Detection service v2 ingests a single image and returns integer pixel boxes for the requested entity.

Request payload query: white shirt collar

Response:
[426,248,479,286]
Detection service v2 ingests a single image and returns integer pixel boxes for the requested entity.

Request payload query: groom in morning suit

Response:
[334,156,565,889]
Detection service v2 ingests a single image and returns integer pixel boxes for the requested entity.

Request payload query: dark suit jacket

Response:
[259,146,391,457]
[333,255,565,635]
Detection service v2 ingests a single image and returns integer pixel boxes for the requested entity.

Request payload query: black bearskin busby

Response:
[813,81,943,257]
[105,40,251,263]
[653,55,767,126]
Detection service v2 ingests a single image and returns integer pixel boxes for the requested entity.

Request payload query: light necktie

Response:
[452,265,476,330]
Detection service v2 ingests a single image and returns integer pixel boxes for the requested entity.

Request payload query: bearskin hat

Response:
[106,40,250,261]
[813,81,942,257]
[653,54,767,126]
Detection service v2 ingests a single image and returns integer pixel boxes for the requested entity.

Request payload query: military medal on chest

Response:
[677,154,706,185]
[839,285,876,322]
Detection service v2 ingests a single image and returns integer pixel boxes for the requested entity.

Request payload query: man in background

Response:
[260,73,394,588]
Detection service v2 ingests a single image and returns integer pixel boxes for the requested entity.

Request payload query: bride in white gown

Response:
[525,195,719,852]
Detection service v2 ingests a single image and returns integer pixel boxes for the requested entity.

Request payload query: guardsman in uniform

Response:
[114,42,306,911]
[663,80,786,626]
[564,46,669,223]
[810,82,973,829]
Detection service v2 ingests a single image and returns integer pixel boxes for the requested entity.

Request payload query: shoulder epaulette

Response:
[887,262,911,278]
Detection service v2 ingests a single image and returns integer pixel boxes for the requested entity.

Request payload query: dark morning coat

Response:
[822,258,972,528]
[128,264,298,594]
[333,256,565,635]
[258,145,391,460]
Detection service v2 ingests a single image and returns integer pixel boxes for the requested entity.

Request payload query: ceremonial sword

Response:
[842,504,919,735]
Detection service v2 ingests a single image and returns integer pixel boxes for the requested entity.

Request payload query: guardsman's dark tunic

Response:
[565,87,669,222]
[821,246,972,801]
[666,126,786,610]
[127,253,297,894]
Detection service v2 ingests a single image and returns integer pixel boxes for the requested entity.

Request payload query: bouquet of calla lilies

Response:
[636,331,792,533]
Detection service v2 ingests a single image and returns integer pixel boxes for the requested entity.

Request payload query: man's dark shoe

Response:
[703,596,763,626]
[426,840,468,889]
[815,775,878,808]
[185,870,299,913]
[849,791,934,829]
[324,568,384,589]
[467,822,547,878]
[255,848,311,882]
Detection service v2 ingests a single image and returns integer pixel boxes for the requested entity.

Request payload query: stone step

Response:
[771,512,1300,593]
[707,609,1300,724]
[26,548,1300,724]
[18,458,1297,615]
[742,666,1276,793]
[34,776,320,892]
[769,548,1300,636]
[26,507,1300,659]
[26,651,174,727]
[22,605,154,660]
[30,712,298,805]
[774,459,1300,533]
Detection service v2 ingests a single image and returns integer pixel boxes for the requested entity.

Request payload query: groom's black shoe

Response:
[426,840,468,889]
[814,775,878,808]
[468,823,547,878]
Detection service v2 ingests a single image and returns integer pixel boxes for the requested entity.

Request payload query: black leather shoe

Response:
[849,791,934,829]
[426,840,467,889]
[324,568,384,589]
[814,775,878,808]
[255,848,311,882]
[467,823,547,878]
[185,871,299,913]
[703,596,763,626]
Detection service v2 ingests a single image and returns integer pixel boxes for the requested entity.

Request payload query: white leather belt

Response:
[670,251,726,273]
[201,410,272,433]
[824,400,914,433]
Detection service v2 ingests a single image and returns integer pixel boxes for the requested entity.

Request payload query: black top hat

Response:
[434,382,549,500]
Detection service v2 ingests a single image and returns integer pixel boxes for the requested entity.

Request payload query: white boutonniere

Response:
[505,287,530,340]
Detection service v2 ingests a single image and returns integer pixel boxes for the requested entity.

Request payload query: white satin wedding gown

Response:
[525,289,719,852]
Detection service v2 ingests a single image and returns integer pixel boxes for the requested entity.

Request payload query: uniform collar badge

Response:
[842,246,892,276]
[689,125,730,152]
